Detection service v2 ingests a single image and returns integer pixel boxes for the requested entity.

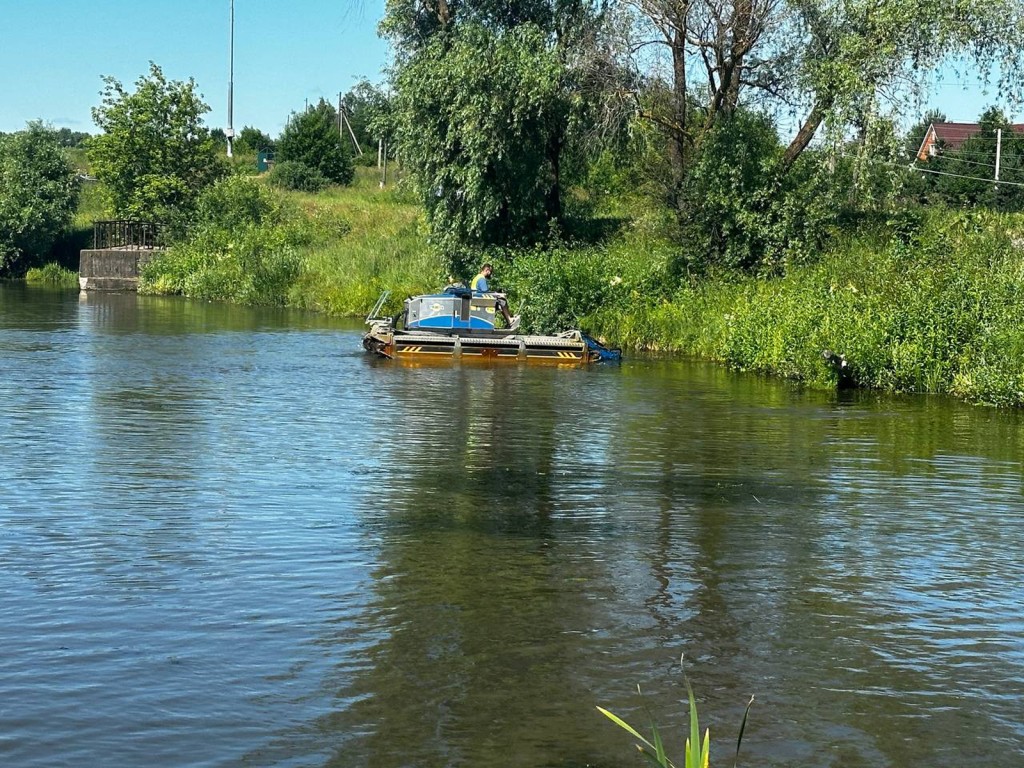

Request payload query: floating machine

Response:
[363,289,621,364]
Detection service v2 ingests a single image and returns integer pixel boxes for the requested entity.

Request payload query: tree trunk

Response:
[669,29,688,186]
[782,101,827,170]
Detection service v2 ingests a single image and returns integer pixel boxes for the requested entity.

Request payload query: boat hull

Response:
[363,327,602,364]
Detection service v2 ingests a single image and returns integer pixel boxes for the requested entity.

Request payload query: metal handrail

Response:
[366,290,392,324]
[93,220,165,249]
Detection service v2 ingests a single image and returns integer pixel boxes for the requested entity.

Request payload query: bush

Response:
[675,110,841,277]
[0,122,80,276]
[25,263,78,287]
[277,100,354,185]
[141,176,303,305]
[497,238,671,334]
[267,161,327,193]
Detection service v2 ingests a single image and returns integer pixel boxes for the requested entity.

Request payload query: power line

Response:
[912,165,1024,188]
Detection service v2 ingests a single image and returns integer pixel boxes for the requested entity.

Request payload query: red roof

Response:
[931,122,1024,150]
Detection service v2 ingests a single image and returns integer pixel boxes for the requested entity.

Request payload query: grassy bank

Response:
[285,169,441,315]
[138,168,441,314]
[588,208,1024,406]
[131,166,1024,406]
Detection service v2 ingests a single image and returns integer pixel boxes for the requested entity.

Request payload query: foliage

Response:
[392,23,569,252]
[89,62,226,227]
[589,207,1024,406]
[0,122,81,276]
[139,167,435,315]
[499,238,669,333]
[277,100,354,186]
[340,79,393,162]
[916,107,1024,212]
[267,160,327,193]
[612,0,1024,256]
[25,263,78,287]
[52,128,91,148]
[235,125,276,154]
[384,0,609,253]
[663,109,847,276]
[141,176,303,304]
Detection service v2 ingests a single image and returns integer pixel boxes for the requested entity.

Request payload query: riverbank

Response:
[586,208,1024,406]
[125,168,1024,406]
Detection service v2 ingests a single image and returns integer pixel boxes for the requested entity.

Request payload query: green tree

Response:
[393,24,570,252]
[0,122,80,276]
[927,107,1024,212]
[88,62,226,225]
[235,126,276,154]
[383,1,607,254]
[341,80,393,161]
[619,0,1024,180]
[276,100,354,186]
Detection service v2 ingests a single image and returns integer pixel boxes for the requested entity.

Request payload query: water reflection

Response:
[2,285,1023,767]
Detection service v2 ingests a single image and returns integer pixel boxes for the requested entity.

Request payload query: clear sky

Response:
[1,1,1018,139]
[0,0,389,136]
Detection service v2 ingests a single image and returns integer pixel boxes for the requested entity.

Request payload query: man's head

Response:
[481,263,493,277]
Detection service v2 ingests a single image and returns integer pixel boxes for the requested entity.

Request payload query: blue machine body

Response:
[405,290,497,331]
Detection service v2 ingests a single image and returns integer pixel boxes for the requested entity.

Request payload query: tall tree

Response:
[89,63,225,224]
[277,100,355,185]
[341,80,393,155]
[0,122,80,276]
[619,0,1024,173]
[383,0,608,252]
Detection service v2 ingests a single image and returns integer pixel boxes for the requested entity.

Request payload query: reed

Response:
[598,657,753,768]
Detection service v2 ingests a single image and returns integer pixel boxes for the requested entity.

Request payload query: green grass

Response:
[589,207,1024,405]
[285,167,442,316]
[25,263,78,287]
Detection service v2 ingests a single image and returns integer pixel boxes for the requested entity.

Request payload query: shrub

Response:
[277,100,354,185]
[0,122,80,276]
[267,161,327,193]
[141,176,303,305]
[25,263,78,287]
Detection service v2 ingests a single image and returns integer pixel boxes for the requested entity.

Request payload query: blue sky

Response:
[0,0,389,136]
[0,1,1018,138]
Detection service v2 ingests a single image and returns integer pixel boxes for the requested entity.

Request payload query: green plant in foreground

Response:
[598,659,753,768]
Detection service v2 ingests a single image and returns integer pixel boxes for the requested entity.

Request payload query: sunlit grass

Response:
[286,167,442,316]
[25,263,78,287]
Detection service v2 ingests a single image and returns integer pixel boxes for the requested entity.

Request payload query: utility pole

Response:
[995,128,1002,189]
[337,92,363,156]
[226,0,235,158]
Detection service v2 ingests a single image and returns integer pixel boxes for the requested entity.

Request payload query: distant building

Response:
[917,122,1024,161]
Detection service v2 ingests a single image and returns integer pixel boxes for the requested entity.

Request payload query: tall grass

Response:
[287,168,442,316]
[590,208,1024,406]
[24,263,78,287]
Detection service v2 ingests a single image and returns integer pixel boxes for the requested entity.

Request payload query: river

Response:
[1,284,1022,767]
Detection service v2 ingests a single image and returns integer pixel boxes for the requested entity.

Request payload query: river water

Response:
[1,284,1022,767]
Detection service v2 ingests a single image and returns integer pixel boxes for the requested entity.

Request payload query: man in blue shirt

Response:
[471,263,519,330]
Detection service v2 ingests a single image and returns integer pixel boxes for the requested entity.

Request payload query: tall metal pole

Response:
[995,128,1002,189]
[226,0,235,158]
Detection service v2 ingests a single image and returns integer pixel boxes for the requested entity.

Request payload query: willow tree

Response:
[618,0,1024,177]
[382,0,609,254]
